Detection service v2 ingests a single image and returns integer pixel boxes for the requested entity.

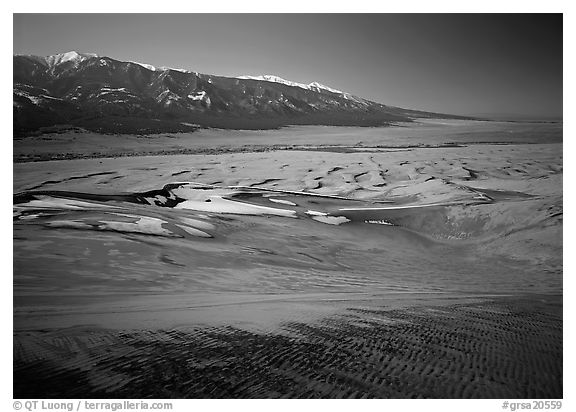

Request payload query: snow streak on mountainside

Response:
[237,75,344,94]
[13,51,470,135]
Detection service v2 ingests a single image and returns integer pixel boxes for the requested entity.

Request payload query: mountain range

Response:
[13,51,470,136]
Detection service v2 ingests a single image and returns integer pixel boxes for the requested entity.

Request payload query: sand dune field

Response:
[13,120,562,398]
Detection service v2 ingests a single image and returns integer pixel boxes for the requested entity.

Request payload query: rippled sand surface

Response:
[13,121,562,398]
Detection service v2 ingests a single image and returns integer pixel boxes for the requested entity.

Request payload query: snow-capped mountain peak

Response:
[130,61,192,73]
[237,74,310,89]
[159,66,193,73]
[308,81,344,95]
[237,74,366,104]
[130,61,159,71]
[45,51,99,67]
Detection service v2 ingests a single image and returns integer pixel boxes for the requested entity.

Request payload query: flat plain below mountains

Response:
[13,119,562,398]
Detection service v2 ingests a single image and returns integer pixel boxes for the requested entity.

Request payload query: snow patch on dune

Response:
[99,216,175,237]
[175,196,297,217]
[269,198,297,206]
[311,215,350,225]
[15,196,119,211]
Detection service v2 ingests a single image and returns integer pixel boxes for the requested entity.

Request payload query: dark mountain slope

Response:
[14,52,471,136]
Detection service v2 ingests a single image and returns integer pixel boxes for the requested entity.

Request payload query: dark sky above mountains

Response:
[13,13,562,119]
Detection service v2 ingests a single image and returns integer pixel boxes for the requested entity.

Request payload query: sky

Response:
[13,13,563,119]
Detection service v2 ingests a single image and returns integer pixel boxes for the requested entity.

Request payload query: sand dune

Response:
[14,141,562,260]
[13,121,562,398]
[14,295,562,398]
